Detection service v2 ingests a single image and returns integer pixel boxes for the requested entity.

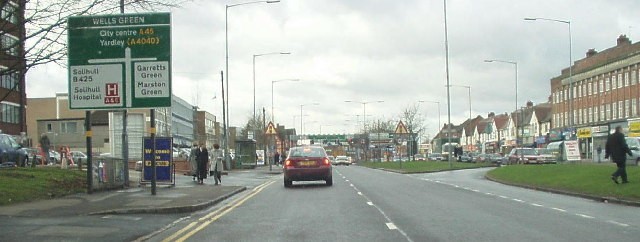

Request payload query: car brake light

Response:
[285,160,292,167]
[323,158,330,166]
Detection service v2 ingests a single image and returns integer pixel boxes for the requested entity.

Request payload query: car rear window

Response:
[289,147,326,158]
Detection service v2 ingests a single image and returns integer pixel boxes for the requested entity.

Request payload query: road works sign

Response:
[67,13,171,109]
[394,121,409,134]
[265,121,278,135]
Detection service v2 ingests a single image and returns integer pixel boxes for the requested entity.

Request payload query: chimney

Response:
[617,34,631,46]
[586,48,597,58]
[526,101,534,108]
[488,112,495,118]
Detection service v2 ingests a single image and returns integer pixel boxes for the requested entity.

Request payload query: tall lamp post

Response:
[418,100,441,139]
[300,103,319,135]
[254,52,291,120]
[344,100,384,161]
[484,59,518,151]
[225,0,280,169]
[271,79,299,123]
[443,0,453,168]
[524,17,573,130]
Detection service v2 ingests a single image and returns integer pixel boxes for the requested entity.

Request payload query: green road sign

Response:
[67,12,171,109]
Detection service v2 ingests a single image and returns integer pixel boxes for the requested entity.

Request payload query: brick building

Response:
[0,1,26,135]
[550,35,640,159]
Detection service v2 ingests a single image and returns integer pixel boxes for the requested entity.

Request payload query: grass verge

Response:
[0,167,86,206]
[358,160,496,173]
[486,163,640,201]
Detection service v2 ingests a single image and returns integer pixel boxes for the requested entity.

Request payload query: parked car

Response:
[473,153,491,163]
[457,152,473,163]
[70,151,88,165]
[507,148,542,164]
[328,156,337,165]
[488,153,504,164]
[428,153,443,161]
[535,148,556,164]
[21,147,44,166]
[0,134,27,167]
[625,137,640,165]
[334,155,351,166]
[283,146,332,187]
[415,154,427,161]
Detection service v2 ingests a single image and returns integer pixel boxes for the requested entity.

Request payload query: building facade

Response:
[0,0,26,135]
[551,35,640,159]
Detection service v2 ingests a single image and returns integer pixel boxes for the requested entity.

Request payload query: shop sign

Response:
[577,128,592,138]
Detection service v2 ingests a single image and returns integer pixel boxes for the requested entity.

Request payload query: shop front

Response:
[577,127,592,159]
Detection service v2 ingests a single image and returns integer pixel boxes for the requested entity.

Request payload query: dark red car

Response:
[283,146,332,187]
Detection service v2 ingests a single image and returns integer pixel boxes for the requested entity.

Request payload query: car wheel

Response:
[326,177,333,186]
[284,179,292,187]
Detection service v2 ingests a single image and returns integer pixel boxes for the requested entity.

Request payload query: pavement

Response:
[0,165,283,217]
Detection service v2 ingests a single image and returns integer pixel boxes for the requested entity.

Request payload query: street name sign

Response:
[68,12,172,109]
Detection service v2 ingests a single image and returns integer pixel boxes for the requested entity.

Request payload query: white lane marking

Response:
[367,202,373,206]
[551,208,566,212]
[357,192,363,195]
[531,203,543,207]
[607,220,630,227]
[350,184,354,187]
[512,199,525,203]
[346,180,350,182]
[453,185,460,188]
[576,214,594,219]
[386,223,398,230]
[485,192,494,196]
[499,195,509,199]
[472,189,480,192]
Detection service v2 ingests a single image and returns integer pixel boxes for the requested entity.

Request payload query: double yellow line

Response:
[162,180,276,242]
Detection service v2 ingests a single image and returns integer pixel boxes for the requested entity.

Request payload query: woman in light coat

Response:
[210,144,223,185]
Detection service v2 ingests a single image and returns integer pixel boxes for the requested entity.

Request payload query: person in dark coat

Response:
[605,126,632,184]
[195,142,209,184]
[274,151,280,166]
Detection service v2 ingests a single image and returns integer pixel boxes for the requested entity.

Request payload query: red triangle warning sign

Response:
[265,121,278,135]
[395,121,409,134]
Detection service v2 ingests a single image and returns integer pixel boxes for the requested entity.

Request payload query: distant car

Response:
[70,151,88,165]
[334,155,351,166]
[428,153,443,161]
[473,153,491,163]
[507,148,542,164]
[0,134,27,167]
[283,146,332,187]
[535,148,556,164]
[415,154,427,161]
[457,153,473,163]
[329,156,337,165]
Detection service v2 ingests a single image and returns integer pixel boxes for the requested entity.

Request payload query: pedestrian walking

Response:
[605,126,632,184]
[195,142,209,184]
[189,142,198,181]
[274,151,280,166]
[210,144,223,185]
[39,133,51,165]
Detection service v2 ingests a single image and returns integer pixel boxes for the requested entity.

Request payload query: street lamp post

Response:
[225,0,280,169]
[300,103,319,135]
[271,79,299,123]
[254,52,291,121]
[524,17,573,130]
[443,0,453,168]
[484,59,518,151]
[344,100,384,161]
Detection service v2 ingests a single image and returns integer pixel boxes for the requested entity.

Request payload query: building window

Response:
[626,72,631,86]
[619,101,623,119]
[605,77,610,91]
[1,34,19,56]
[633,99,638,117]
[588,81,592,95]
[626,99,631,118]
[599,79,604,93]
[0,2,17,24]
[600,105,605,121]
[633,71,638,85]
[60,122,78,133]
[0,67,19,91]
[46,123,52,132]
[1,102,19,124]
[621,73,626,87]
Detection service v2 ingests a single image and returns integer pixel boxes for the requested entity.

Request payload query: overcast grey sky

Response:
[26,0,640,136]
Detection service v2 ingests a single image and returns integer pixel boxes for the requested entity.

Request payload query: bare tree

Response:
[240,111,271,148]
[399,104,428,159]
[367,118,395,133]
